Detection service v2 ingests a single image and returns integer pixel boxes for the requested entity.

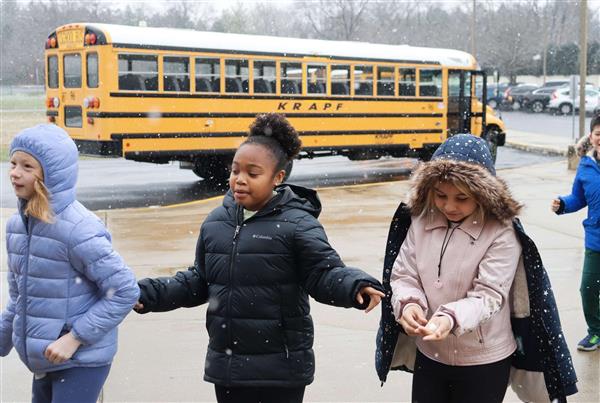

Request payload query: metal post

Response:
[579,0,588,140]
[471,0,476,57]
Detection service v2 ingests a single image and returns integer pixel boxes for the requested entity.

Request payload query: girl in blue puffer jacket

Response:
[0,124,139,403]
[552,113,600,352]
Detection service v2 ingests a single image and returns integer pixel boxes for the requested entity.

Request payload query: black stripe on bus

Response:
[124,143,442,160]
[111,43,442,66]
[46,110,59,116]
[111,129,443,140]
[109,92,443,102]
[90,112,444,119]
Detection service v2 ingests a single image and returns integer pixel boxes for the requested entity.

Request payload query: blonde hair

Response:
[24,175,53,223]
[423,178,485,223]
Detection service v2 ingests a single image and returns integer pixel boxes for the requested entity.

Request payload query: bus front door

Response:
[447,70,472,135]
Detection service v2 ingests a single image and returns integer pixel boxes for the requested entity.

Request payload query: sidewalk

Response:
[505,128,576,157]
[1,131,599,402]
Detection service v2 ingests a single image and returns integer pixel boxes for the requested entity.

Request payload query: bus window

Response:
[377,66,395,96]
[47,55,58,89]
[280,62,302,94]
[87,53,98,88]
[118,54,158,91]
[331,65,350,96]
[224,60,249,93]
[65,106,82,128]
[253,60,276,94]
[398,68,416,96]
[195,58,220,92]
[164,56,190,92]
[354,65,373,96]
[307,65,326,95]
[419,69,442,97]
[63,54,82,88]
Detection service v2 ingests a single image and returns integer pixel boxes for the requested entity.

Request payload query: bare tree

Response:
[297,0,370,40]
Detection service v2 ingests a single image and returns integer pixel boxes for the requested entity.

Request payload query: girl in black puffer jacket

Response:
[135,113,384,403]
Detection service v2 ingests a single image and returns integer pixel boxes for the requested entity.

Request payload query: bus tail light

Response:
[46,98,53,108]
[87,117,95,125]
[52,97,60,108]
[48,116,56,123]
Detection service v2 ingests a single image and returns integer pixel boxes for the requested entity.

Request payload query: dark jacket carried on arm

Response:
[138,184,383,387]
[375,203,578,403]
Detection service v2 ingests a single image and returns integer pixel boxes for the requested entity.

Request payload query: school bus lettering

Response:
[277,102,344,111]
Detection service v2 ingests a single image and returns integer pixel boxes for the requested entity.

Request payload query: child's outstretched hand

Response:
[356,286,385,313]
[44,332,82,364]
[420,315,453,341]
[399,305,428,336]
[551,198,561,212]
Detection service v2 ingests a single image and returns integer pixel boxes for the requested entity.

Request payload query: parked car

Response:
[503,84,539,110]
[478,82,510,109]
[521,87,557,113]
[547,87,600,115]
[539,80,569,89]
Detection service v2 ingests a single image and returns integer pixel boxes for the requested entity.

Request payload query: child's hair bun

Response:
[249,113,301,160]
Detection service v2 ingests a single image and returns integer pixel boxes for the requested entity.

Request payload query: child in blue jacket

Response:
[1,124,139,403]
[552,113,600,351]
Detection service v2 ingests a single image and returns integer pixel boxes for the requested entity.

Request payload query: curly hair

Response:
[243,113,302,171]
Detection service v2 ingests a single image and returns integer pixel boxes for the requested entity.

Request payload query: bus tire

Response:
[483,127,499,163]
[418,146,436,162]
[192,155,232,189]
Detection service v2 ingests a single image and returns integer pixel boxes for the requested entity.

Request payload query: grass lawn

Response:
[1,110,47,160]
[1,92,47,160]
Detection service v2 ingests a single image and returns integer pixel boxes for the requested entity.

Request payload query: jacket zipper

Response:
[225,204,282,381]
[21,217,33,370]
[226,206,242,384]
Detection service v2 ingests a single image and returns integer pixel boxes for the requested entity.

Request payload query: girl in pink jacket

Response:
[390,133,523,403]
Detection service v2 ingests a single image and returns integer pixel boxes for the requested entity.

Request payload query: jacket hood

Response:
[10,124,78,214]
[576,135,595,158]
[223,183,321,218]
[408,159,522,223]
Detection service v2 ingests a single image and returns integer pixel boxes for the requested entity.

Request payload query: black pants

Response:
[214,385,305,403]
[412,350,511,403]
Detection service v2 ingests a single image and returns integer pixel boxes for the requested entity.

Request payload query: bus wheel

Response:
[192,155,232,189]
[484,128,499,163]
[418,146,436,162]
[283,160,294,182]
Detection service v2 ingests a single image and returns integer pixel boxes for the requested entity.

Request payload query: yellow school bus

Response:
[44,23,505,184]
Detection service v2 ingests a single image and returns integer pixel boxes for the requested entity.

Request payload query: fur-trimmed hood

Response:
[576,135,593,157]
[408,159,522,222]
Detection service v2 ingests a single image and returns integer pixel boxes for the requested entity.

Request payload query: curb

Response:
[505,141,568,157]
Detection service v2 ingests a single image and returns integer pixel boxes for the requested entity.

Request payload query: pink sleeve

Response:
[390,223,428,321]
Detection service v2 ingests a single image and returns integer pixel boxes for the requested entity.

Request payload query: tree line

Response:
[1,0,599,86]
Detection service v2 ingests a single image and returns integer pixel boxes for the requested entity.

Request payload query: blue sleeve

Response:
[68,217,140,345]
[559,166,587,214]
[0,270,18,356]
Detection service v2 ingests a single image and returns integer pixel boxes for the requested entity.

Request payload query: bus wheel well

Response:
[192,155,233,189]
[483,126,501,163]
